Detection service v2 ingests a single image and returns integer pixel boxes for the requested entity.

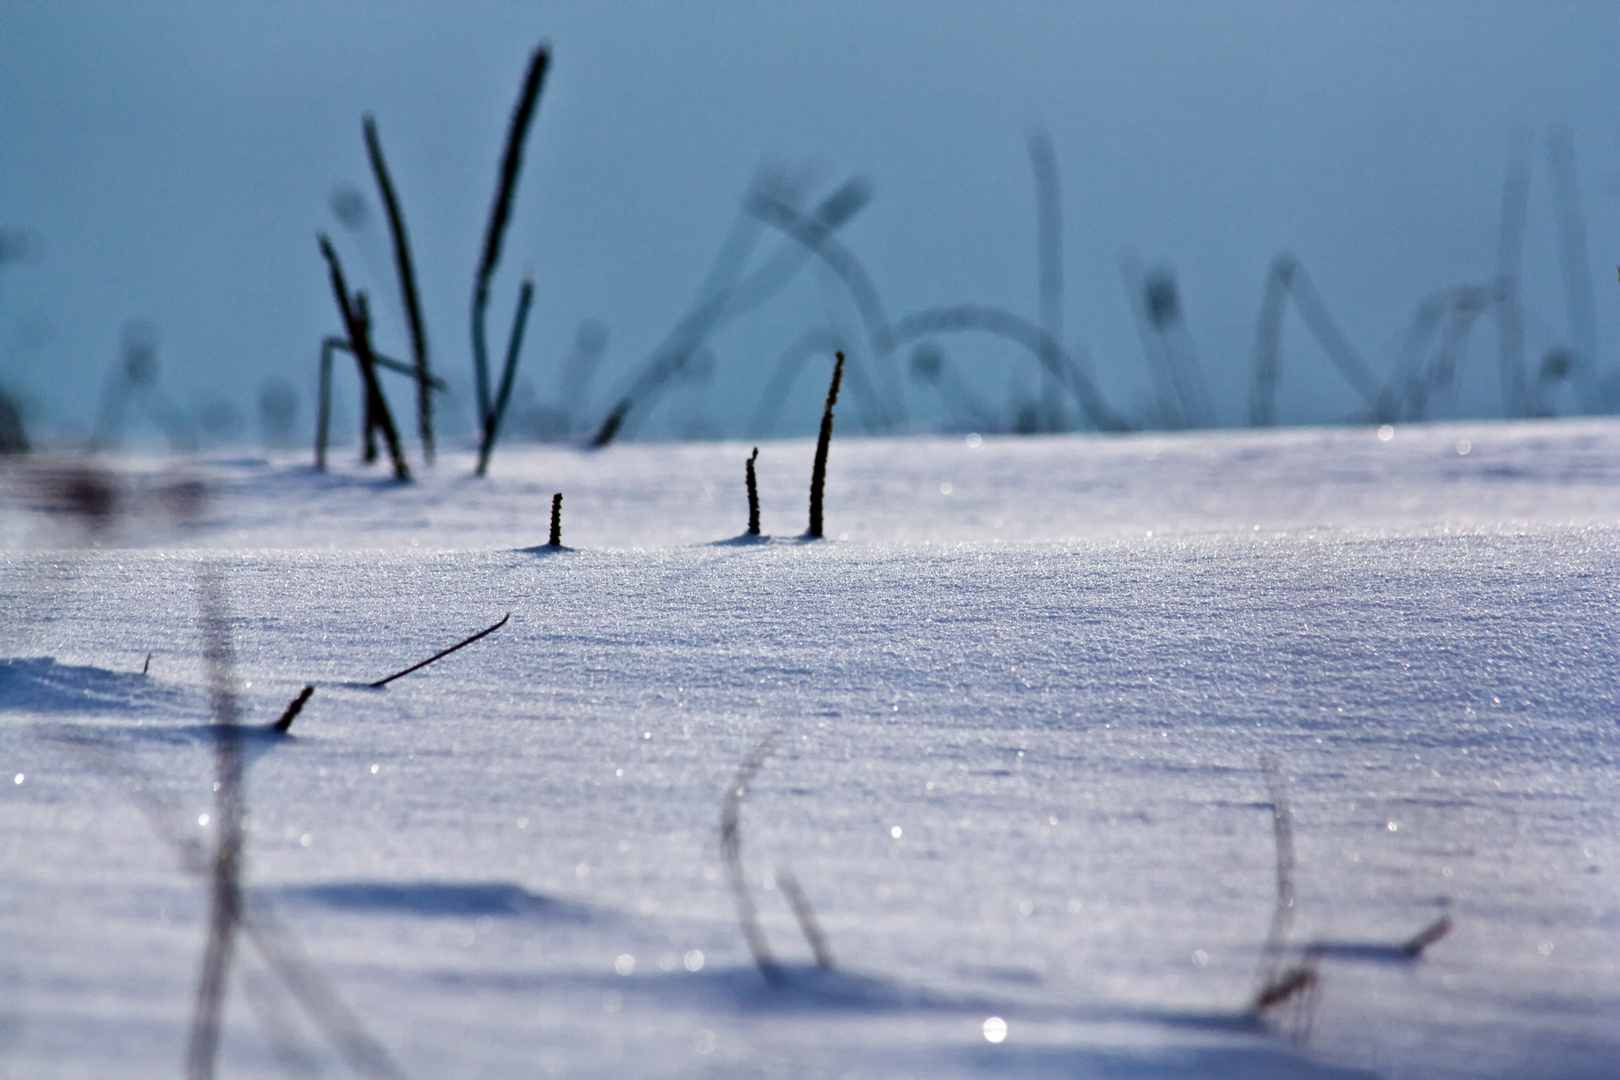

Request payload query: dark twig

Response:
[721,734,784,986]
[316,336,445,472]
[776,867,833,970]
[477,278,534,477]
[271,686,315,734]
[548,493,562,547]
[364,115,434,464]
[472,44,550,432]
[745,448,760,535]
[805,352,844,539]
[186,566,246,1080]
[1252,754,1296,1004]
[142,652,152,675]
[1400,914,1453,958]
[370,612,511,688]
[318,237,410,480]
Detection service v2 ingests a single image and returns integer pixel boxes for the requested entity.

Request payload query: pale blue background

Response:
[0,2,1615,445]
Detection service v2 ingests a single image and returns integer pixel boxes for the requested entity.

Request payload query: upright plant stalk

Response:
[477,279,535,477]
[315,337,337,470]
[363,115,434,464]
[1028,130,1065,433]
[745,447,761,535]
[776,868,834,970]
[319,236,410,480]
[720,734,783,986]
[1252,754,1297,1006]
[806,352,844,539]
[548,493,562,547]
[1494,131,1531,419]
[472,44,550,468]
[186,567,246,1080]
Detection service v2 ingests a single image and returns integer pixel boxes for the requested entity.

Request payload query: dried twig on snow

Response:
[271,685,315,734]
[805,351,844,539]
[721,733,784,986]
[776,867,833,971]
[370,612,511,688]
[745,447,760,535]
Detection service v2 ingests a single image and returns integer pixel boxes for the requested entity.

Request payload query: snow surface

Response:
[1,419,1617,1079]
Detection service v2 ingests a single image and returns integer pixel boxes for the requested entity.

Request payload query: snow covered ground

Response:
[1,419,1617,1079]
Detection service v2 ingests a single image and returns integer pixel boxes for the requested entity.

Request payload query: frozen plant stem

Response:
[1401,914,1453,958]
[477,279,534,477]
[745,447,760,535]
[1252,754,1295,1005]
[776,868,834,970]
[370,613,511,688]
[720,734,783,986]
[548,493,562,547]
[186,566,245,1080]
[271,685,315,734]
[471,44,550,473]
[318,237,410,480]
[363,115,434,465]
[806,351,844,539]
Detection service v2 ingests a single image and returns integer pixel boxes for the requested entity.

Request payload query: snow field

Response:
[1,419,1617,1078]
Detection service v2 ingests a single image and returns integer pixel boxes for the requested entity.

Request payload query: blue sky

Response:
[0,2,1615,445]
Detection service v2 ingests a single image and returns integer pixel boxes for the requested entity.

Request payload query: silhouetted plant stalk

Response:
[478,279,535,476]
[1249,754,1323,1037]
[548,492,563,547]
[745,447,761,535]
[318,237,410,480]
[471,44,550,476]
[314,336,446,471]
[806,351,844,539]
[272,685,315,734]
[1251,754,1296,1003]
[363,115,435,465]
[370,612,511,688]
[1401,914,1453,958]
[721,734,784,986]
[775,868,833,970]
[186,566,246,1080]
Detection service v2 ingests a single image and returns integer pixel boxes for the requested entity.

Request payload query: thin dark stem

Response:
[1400,914,1453,958]
[721,734,783,986]
[353,295,411,479]
[806,351,844,539]
[477,278,534,477]
[548,493,562,547]
[1029,130,1065,432]
[472,44,550,430]
[318,237,409,480]
[271,686,315,734]
[186,567,246,1080]
[369,612,510,688]
[1252,754,1296,1007]
[745,447,760,535]
[776,868,833,970]
[589,400,627,448]
[363,115,434,464]
[316,337,339,470]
